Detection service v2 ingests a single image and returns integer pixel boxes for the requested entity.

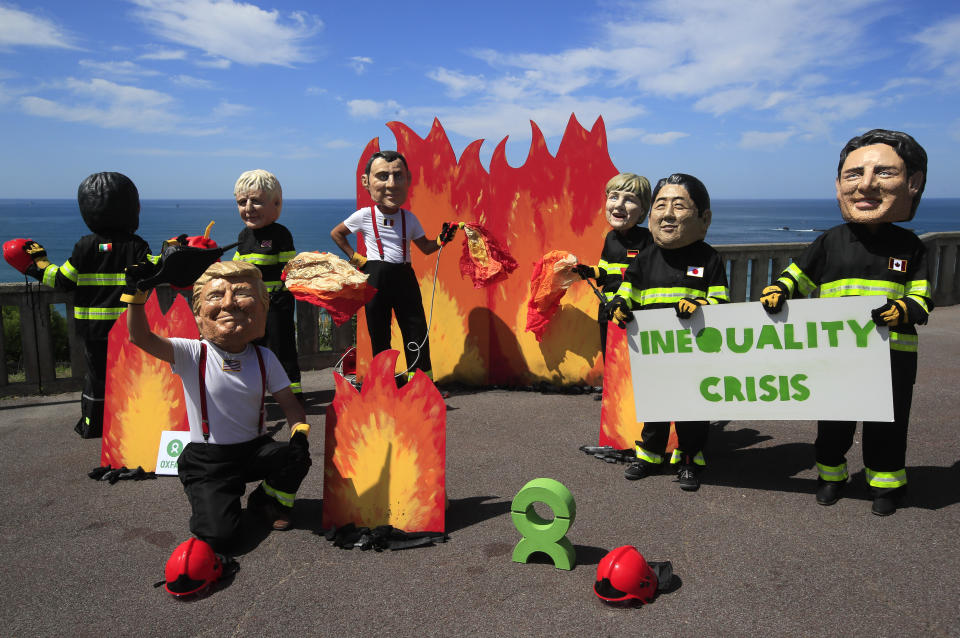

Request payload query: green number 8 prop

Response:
[511,477,576,570]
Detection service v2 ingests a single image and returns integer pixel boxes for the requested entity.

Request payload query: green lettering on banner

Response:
[821,321,843,347]
[756,324,783,350]
[790,374,810,401]
[778,375,790,400]
[759,375,778,401]
[696,327,722,353]
[846,319,874,347]
[783,324,803,350]
[724,376,745,401]
[651,330,675,354]
[726,327,753,353]
[806,321,818,348]
[745,376,757,401]
[639,331,650,355]
[700,377,721,401]
[676,329,693,353]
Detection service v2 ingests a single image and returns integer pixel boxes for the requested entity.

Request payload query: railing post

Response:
[20,290,57,387]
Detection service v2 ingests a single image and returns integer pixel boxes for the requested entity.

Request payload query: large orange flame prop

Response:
[600,324,677,451]
[323,349,446,532]
[101,294,196,470]
[354,114,617,386]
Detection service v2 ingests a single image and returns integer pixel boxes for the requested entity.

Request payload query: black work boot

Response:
[815,479,846,506]
[676,455,701,492]
[624,460,660,480]
[871,486,906,517]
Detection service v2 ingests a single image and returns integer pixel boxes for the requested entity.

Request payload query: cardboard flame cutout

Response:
[354,115,617,386]
[323,349,446,532]
[102,294,195,471]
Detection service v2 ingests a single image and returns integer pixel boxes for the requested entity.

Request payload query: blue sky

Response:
[1,0,959,199]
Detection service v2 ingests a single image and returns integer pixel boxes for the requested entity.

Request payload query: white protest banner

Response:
[155,430,190,476]
[626,297,893,422]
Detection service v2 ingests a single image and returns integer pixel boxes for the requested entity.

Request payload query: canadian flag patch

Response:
[888,257,907,273]
[687,265,704,278]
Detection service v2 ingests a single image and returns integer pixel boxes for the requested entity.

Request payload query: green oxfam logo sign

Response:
[166,439,184,457]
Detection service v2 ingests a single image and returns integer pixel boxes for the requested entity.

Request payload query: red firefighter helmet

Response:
[594,545,658,604]
[163,538,223,597]
[3,238,35,274]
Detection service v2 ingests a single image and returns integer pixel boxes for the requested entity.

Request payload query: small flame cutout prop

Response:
[101,294,196,470]
[354,114,617,386]
[600,324,677,451]
[323,349,446,532]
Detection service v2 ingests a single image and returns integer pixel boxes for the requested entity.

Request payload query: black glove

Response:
[121,260,159,304]
[760,282,789,314]
[871,299,909,327]
[604,296,633,327]
[574,264,600,280]
[675,297,708,319]
[23,240,51,270]
[436,222,459,246]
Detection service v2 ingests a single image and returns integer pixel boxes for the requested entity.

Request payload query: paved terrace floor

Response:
[2,306,959,638]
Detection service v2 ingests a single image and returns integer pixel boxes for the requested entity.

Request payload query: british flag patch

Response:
[888,257,908,273]
[260,240,273,249]
[222,359,241,372]
[687,265,704,278]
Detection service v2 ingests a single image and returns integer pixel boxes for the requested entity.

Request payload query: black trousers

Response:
[363,261,432,374]
[639,421,709,462]
[76,338,107,438]
[815,349,916,480]
[256,290,301,393]
[177,435,311,552]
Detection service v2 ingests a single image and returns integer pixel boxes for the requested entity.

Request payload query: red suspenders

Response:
[369,206,407,262]
[198,342,266,443]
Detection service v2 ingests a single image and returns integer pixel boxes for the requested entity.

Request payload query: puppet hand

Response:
[605,296,633,327]
[436,222,458,246]
[760,282,788,314]
[574,264,600,280]
[871,299,909,327]
[675,297,708,319]
[349,252,367,270]
[121,261,158,304]
[24,240,51,270]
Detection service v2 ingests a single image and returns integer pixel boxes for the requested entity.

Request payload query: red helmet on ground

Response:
[594,545,658,604]
[3,238,35,274]
[163,538,223,597]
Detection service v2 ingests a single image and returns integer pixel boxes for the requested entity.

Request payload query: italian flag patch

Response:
[98,243,112,252]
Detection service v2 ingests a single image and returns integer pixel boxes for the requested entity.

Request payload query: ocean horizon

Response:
[1,197,957,284]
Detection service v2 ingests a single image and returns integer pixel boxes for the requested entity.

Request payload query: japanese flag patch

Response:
[888,257,908,273]
[687,265,704,278]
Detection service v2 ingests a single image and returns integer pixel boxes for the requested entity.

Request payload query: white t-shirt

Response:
[170,338,291,445]
[343,205,425,264]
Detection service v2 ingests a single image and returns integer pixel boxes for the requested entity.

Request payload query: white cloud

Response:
[348,98,405,119]
[195,57,231,69]
[18,77,220,135]
[212,100,252,118]
[427,68,485,98]
[739,130,796,149]
[349,56,372,74]
[0,6,76,49]
[129,0,322,67]
[79,59,161,77]
[305,86,326,96]
[171,74,214,89]
[325,139,353,149]
[911,15,960,80]
[139,47,188,61]
[642,131,689,145]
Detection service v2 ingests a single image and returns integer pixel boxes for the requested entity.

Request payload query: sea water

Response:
[0,198,956,284]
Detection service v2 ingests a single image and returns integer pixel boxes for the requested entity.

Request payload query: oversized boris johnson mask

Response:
[835,129,927,224]
[192,261,269,353]
[649,174,712,249]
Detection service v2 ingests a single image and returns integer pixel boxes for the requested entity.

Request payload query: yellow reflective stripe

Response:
[289,381,302,394]
[263,280,283,292]
[599,260,627,275]
[59,260,79,283]
[77,272,126,286]
[865,467,907,489]
[784,263,815,296]
[637,286,709,306]
[906,294,930,313]
[635,445,663,464]
[74,306,125,321]
[616,282,633,301]
[816,461,848,482]
[603,291,617,301]
[234,252,279,266]
[42,265,59,287]
[407,369,433,380]
[707,286,729,302]
[147,254,160,264]
[670,449,706,465]
[890,332,918,352]
[820,278,904,298]
[262,481,295,508]
[905,279,930,297]
[278,250,296,262]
